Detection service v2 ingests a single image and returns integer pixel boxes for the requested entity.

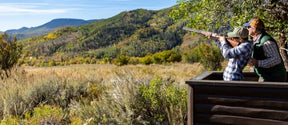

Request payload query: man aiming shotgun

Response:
[184,26,253,81]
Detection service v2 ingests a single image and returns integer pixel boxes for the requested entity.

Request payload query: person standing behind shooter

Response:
[206,26,253,81]
[243,18,287,82]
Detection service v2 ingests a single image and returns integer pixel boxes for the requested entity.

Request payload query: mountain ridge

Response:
[5,18,100,40]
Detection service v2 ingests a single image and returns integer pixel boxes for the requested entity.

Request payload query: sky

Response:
[0,0,178,32]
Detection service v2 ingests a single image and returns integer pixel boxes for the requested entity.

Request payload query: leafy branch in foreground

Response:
[170,0,288,67]
[0,33,23,79]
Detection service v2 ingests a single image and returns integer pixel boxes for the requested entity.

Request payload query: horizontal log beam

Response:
[195,114,288,125]
[195,104,288,121]
[194,85,288,99]
[195,95,288,110]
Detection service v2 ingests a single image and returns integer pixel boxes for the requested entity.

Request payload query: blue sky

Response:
[0,0,178,31]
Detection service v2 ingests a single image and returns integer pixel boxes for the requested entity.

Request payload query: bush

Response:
[151,50,182,64]
[134,77,187,124]
[86,82,108,101]
[140,54,153,65]
[128,57,141,65]
[114,55,130,66]
[48,60,56,66]
[1,105,64,125]
[168,51,182,62]
[24,105,64,125]
[183,43,223,70]
[0,33,23,79]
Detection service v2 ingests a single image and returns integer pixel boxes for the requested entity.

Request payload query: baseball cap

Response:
[227,26,248,38]
[243,19,265,29]
[243,19,254,27]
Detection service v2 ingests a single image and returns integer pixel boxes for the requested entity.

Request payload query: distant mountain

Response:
[35,18,97,29]
[6,18,99,40]
[5,27,29,34]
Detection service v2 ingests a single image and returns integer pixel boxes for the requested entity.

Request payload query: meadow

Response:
[0,63,204,124]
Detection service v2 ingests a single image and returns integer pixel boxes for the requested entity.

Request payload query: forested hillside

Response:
[18,8,189,66]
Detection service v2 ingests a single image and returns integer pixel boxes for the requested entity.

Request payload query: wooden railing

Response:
[185,71,288,125]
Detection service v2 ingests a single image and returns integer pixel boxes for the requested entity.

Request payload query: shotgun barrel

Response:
[183,27,219,37]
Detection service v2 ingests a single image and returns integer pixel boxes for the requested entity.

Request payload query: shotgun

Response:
[183,27,240,47]
[183,27,220,37]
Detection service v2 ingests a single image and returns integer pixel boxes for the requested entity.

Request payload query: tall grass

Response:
[0,63,204,124]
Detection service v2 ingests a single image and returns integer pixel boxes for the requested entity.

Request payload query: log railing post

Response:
[188,85,194,125]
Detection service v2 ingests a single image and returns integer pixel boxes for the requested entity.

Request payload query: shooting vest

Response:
[252,32,286,80]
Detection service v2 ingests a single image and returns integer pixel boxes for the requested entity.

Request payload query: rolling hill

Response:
[18,7,189,66]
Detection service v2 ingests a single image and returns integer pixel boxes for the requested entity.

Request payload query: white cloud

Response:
[0,3,72,15]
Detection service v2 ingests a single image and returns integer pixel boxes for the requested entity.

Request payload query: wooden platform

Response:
[185,71,288,125]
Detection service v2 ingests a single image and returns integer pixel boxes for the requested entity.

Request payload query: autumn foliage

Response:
[0,33,22,79]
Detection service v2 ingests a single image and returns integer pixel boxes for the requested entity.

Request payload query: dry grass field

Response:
[0,63,204,124]
[23,63,203,84]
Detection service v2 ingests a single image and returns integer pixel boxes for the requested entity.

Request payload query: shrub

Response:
[0,117,21,125]
[134,77,187,124]
[115,55,130,66]
[140,54,152,65]
[48,60,56,66]
[168,51,182,62]
[183,43,223,70]
[24,105,64,125]
[128,57,141,65]
[44,33,58,39]
[0,33,23,79]
[0,76,87,119]
[151,50,182,64]
[86,82,108,101]
[71,76,187,124]
[1,105,64,125]
[101,57,112,64]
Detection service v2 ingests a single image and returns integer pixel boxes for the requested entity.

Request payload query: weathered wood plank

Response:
[195,104,288,121]
[198,71,259,81]
[195,123,216,125]
[187,81,288,88]
[195,114,288,125]
[194,85,288,99]
[195,95,288,110]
